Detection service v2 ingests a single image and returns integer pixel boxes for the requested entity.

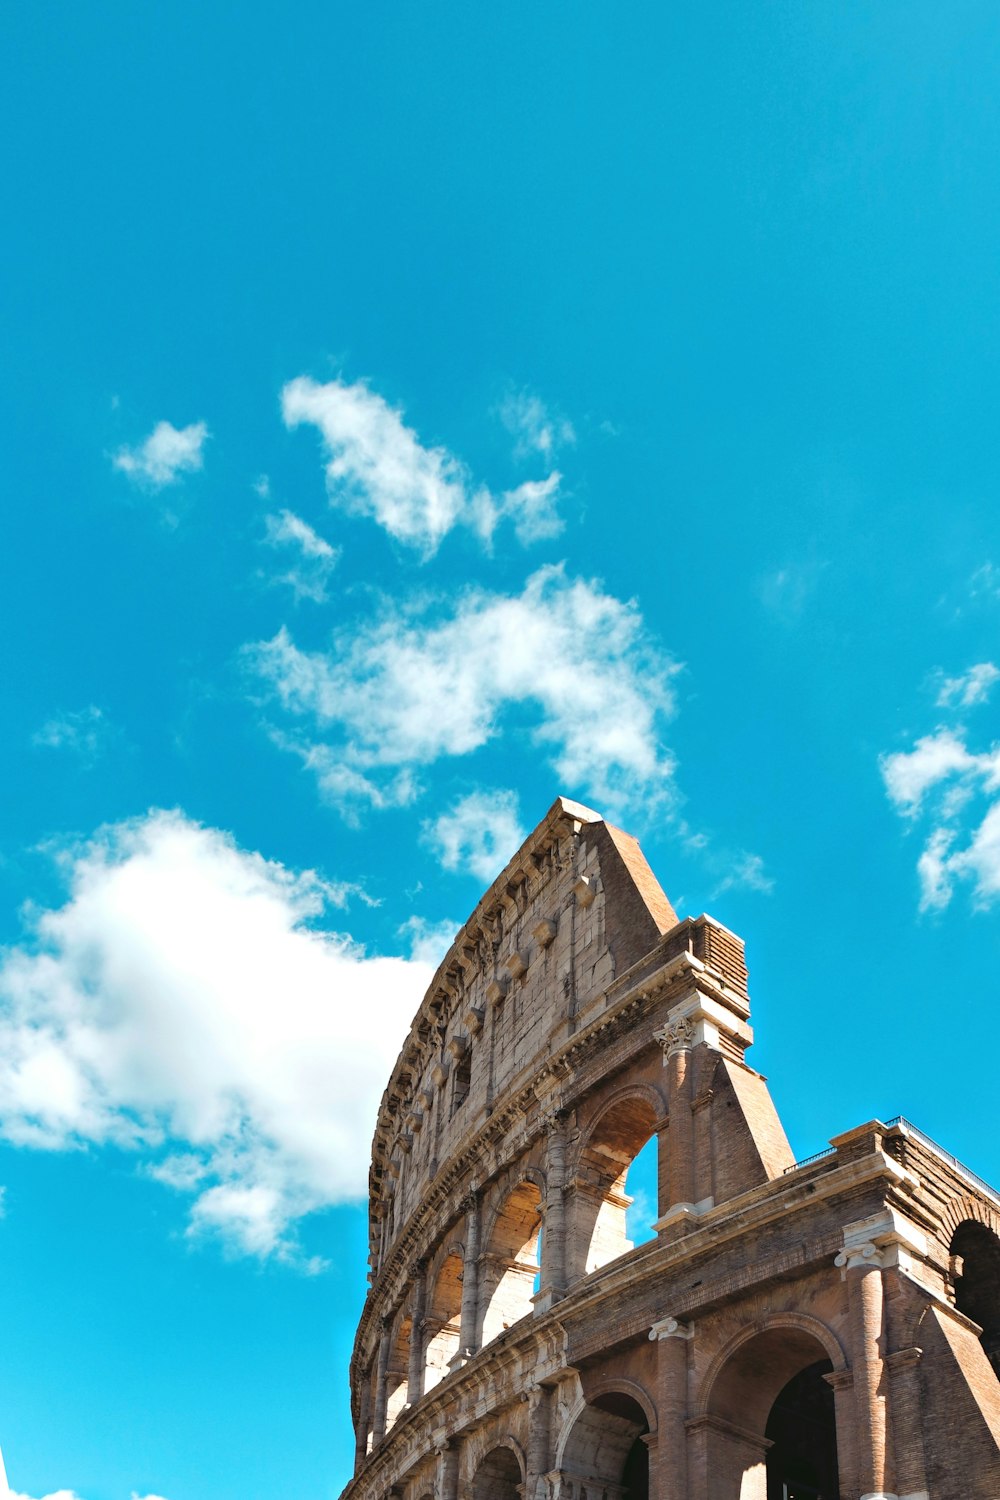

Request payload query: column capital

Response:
[649,1315,694,1341]
[654,1016,696,1058]
[835,1241,887,1275]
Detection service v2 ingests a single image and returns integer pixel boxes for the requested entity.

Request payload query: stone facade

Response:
[342,797,1000,1500]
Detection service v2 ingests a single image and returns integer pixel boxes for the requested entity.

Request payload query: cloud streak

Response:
[282,376,565,555]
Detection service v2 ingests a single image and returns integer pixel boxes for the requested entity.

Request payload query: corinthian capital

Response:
[654,1015,696,1057]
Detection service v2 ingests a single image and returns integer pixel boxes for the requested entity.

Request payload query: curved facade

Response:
[344,797,1000,1500]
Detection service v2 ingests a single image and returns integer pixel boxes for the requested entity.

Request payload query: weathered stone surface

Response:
[344,798,1000,1499]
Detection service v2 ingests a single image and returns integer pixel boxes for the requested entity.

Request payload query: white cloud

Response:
[248,564,679,820]
[31,706,114,765]
[398,916,460,968]
[880,728,983,814]
[711,851,775,898]
[6,1491,169,1500]
[881,685,1000,910]
[0,812,432,1262]
[497,389,575,461]
[112,421,208,489]
[934,661,1000,708]
[281,376,565,555]
[262,509,340,604]
[473,473,564,548]
[425,790,526,882]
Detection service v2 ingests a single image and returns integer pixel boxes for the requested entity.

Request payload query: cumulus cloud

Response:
[112,421,208,489]
[880,690,1000,910]
[497,389,575,461]
[0,812,432,1262]
[262,509,340,604]
[425,790,526,883]
[282,376,565,555]
[247,564,679,821]
[934,661,1000,709]
[31,706,115,765]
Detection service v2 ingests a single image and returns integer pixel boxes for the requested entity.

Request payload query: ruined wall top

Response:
[366,797,690,1263]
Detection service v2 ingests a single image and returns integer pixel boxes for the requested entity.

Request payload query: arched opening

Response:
[765,1360,839,1499]
[384,1312,411,1431]
[472,1445,522,1500]
[558,1392,649,1499]
[705,1326,840,1500]
[423,1251,464,1392]
[951,1220,1000,1379]
[572,1095,659,1277]
[480,1180,543,1345]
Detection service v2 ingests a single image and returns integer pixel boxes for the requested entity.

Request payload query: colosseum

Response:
[342,797,1000,1500]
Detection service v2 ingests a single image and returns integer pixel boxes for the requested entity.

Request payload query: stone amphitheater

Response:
[342,798,1000,1500]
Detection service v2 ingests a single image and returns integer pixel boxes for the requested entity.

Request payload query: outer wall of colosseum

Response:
[342,797,1000,1500]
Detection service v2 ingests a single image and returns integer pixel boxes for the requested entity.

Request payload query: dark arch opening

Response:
[561,1392,649,1500]
[472,1445,521,1500]
[952,1220,1000,1379]
[764,1358,839,1499]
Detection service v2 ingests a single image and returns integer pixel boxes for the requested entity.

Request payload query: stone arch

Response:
[940,1192,1000,1245]
[583,1374,658,1435]
[423,1249,464,1392]
[569,1084,664,1278]
[479,1178,543,1345]
[697,1318,843,1500]
[471,1441,524,1500]
[950,1217,1000,1378]
[556,1388,650,1498]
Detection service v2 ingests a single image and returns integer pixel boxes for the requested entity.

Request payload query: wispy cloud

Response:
[934,661,1000,709]
[247,563,680,821]
[424,789,526,882]
[757,558,825,624]
[397,915,459,967]
[0,812,432,1263]
[711,851,775,898]
[497,389,575,461]
[112,421,208,489]
[880,680,1000,910]
[281,376,565,555]
[262,509,340,604]
[31,706,115,765]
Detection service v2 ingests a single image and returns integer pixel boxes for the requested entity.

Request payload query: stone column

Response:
[835,1241,890,1500]
[649,1316,693,1500]
[525,1381,553,1500]
[371,1319,391,1445]
[454,1191,481,1366]
[354,1365,372,1472]
[886,1347,928,1500]
[407,1260,427,1406]
[655,1016,696,1213]
[539,1110,568,1307]
[437,1438,460,1500]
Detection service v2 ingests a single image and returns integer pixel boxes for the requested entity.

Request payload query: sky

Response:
[3,3,1000,1496]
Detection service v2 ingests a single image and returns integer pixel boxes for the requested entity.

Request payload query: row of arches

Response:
[367,1091,663,1447]
[403,1325,841,1500]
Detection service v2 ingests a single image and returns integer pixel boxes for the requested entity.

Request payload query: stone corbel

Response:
[505,951,528,980]
[446,1035,468,1062]
[463,1006,485,1035]
[486,978,508,1006]
[532,917,557,948]
[572,875,596,908]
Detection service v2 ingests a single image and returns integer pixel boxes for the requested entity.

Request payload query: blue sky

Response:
[3,4,1000,1496]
